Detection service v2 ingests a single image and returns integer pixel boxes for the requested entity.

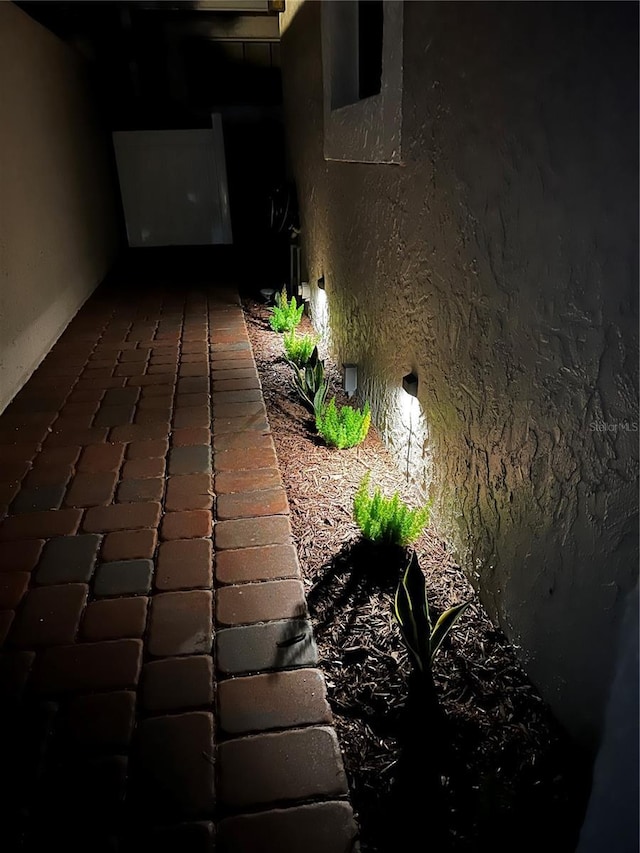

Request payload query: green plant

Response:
[353,471,431,546]
[316,398,371,449]
[394,550,470,674]
[283,330,318,367]
[290,346,328,417]
[269,287,304,333]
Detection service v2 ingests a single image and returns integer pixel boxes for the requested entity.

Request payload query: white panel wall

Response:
[113,122,232,247]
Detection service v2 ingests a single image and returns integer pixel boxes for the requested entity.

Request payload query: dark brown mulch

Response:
[242,297,590,853]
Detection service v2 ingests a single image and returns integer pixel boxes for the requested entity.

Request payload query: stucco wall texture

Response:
[0,3,120,413]
[280,1,639,747]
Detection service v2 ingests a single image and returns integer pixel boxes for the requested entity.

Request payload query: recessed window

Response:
[358,0,383,101]
[329,1,383,110]
[322,0,403,164]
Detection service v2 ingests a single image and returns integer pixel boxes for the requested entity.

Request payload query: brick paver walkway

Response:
[0,273,358,852]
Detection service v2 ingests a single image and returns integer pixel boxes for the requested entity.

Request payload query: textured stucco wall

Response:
[280,0,639,747]
[0,3,120,412]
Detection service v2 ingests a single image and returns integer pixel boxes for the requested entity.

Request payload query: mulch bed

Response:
[241,297,590,853]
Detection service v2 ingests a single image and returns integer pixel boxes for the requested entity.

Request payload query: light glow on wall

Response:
[311,285,330,342]
[387,384,430,492]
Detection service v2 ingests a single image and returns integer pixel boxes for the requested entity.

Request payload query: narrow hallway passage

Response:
[0,254,358,852]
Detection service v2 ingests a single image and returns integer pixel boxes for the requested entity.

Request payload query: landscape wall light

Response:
[402,372,419,397]
[342,363,358,397]
[317,275,326,290]
[299,281,311,301]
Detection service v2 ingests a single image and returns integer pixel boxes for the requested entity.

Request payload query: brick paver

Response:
[156,538,212,590]
[142,655,214,712]
[216,618,317,675]
[101,529,157,560]
[161,510,212,540]
[65,471,118,506]
[0,572,30,609]
[218,668,332,735]
[215,516,292,550]
[11,484,67,513]
[82,597,149,640]
[216,580,307,627]
[94,560,154,596]
[177,377,209,394]
[212,430,274,452]
[0,509,82,540]
[35,534,100,584]
[176,392,210,408]
[217,802,358,853]
[213,445,279,472]
[0,278,357,851]
[127,438,168,459]
[214,467,282,495]
[216,487,289,520]
[213,400,267,420]
[212,388,263,404]
[217,727,348,808]
[132,712,215,816]
[0,539,45,572]
[173,407,210,429]
[117,477,164,502]
[24,463,74,489]
[165,474,213,511]
[9,583,87,647]
[32,639,143,693]
[168,445,211,475]
[215,544,301,585]
[122,457,166,478]
[78,443,125,474]
[104,387,141,404]
[148,590,213,657]
[213,415,270,434]
[172,426,212,447]
[84,502,161,532]
[212,376,261,392]
[46,426,109,447]
[210,341,250,353]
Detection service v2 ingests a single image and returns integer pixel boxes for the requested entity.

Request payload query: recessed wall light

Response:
[317,275,326,290]
[402,372,418,397]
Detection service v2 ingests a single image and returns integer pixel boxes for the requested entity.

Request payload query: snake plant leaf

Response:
[404,550,431,631]
[394,574,421,670]
[313,383,328,419]
[394,551,471,674]
[429,600,472,663]
[289,348,327,413]
[394,551,430,672]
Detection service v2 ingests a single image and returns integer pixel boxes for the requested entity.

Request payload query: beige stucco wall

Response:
[280,1,639,747]
[0,3,120,412]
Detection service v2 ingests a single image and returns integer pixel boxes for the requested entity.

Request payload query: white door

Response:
[113,120,232,247]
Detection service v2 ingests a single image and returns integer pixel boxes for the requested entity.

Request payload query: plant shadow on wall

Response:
[241,296,591,853]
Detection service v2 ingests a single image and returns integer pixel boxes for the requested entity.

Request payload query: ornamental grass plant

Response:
[353,471,431,546]
[316,398,371,449]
